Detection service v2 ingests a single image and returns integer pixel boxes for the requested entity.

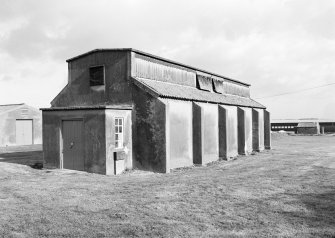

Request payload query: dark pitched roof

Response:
[133,77,265,109]
[66,48,250,86]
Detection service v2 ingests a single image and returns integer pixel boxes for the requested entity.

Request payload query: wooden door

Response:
[62,120,84,171]
[16,119,33,145]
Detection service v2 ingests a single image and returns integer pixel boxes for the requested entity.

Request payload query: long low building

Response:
[271,119,335,134]
[41,48,271,175]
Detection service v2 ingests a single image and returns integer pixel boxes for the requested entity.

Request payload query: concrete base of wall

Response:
[114,159,125,175]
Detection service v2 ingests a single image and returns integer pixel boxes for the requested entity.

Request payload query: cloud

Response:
[1,75,14,82]
[0,0,335,118]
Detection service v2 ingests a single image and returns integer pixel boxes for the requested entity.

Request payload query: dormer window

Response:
[212,78,224,94]
[196,74,212,91]
[89,65,104,86]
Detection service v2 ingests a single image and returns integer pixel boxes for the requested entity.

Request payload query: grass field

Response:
[0,135,334,237]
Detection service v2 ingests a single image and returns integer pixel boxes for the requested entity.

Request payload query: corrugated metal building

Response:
[297,122,320,134]
[0,103,42,146]
[42,49,271,175]
[271,119,335,134]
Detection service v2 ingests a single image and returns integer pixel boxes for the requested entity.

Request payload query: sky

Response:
[1,0,335,119]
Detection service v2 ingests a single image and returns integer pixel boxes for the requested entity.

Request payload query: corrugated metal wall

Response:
[212,76,250,97]
[196,72,250,98]
[133,54,196,87]
[133,53,250,98]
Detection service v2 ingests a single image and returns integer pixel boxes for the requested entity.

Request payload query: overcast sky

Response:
[1,0,335,119]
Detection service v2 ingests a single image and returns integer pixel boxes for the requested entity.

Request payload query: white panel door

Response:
[16,120,33,145]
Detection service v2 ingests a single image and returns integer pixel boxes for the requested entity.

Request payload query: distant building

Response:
[271,119,335,134]
[297,122,320,134]
[0,103,42,146]
[41,48,271,175]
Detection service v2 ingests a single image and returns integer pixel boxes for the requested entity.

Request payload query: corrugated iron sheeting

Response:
[212,78,224,94]
[224,81,250,97]
[297,122,319,127]
[134,54,196,87]
[133,77,265,109]
[211,75,250,97]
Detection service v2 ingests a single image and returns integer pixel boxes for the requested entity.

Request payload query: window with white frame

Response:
[115,117,124,149]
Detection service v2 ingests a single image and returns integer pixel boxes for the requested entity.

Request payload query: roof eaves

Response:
[133,77,265,109]
[132,77,160,98]
[0,103,24,107]
[248,98,266,109]
[41,105,133,111]
[160,95,265,109]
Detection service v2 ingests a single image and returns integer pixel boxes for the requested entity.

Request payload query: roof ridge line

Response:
[66,48,250,87]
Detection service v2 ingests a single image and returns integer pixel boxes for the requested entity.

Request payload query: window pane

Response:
[197,74,212,91]
[114,117,124,149]
[89,66,104,86]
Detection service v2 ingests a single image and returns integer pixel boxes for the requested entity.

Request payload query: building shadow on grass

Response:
[0,151,43,168]
[299,191,335,235]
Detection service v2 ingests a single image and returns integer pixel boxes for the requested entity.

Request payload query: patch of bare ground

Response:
[0,136,334,237]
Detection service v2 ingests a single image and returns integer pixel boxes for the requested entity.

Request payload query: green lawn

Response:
[0,135,334,237]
